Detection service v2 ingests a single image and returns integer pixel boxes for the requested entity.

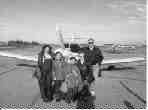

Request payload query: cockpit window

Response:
[64,43,80,52]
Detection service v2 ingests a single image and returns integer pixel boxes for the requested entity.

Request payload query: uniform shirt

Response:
[83,46,104,65]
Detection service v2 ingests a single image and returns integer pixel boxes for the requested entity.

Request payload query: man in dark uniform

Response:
[81,38,104,96]
[83,38,104,78]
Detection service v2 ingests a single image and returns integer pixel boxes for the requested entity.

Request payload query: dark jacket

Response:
[77,60,95,84]
[83,46,104,66]
[76,60,88,81]
[52,60,67,81]
[35,53,54,100]
[37,53,53,81]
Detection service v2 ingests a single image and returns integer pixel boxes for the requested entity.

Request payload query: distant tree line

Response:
[8,40,41,47]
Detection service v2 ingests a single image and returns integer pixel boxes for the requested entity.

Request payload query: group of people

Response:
[33,38,104,108]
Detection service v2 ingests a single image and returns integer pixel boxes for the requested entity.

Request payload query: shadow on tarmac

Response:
[120,81,146,104]
[123,100,135,109]
[102,66,135,71]
[16,64,36,68]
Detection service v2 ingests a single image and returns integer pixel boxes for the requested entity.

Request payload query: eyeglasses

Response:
[88,42,94,44]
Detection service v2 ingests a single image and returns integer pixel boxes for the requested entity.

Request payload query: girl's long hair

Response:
[54,51,64,61]
[40,44,52,56]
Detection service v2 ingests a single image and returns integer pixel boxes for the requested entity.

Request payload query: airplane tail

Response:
[56,27,65,49]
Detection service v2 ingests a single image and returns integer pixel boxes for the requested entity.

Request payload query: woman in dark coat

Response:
[37,45,54,102]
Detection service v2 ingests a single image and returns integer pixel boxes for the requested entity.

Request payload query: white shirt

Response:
[42,53,52,63]
[44,53,52,59]
[89,46,94,51]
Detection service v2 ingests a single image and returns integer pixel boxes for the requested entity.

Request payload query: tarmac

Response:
[0,55,146,109]
[0,46,146,109]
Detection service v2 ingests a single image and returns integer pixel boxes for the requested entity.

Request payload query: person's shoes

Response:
[47,97,53,102]
[72,95,78,102]
[65,99,71,104]
[98,69,102,77]
[61,93,66,100]
[56,97,61,102]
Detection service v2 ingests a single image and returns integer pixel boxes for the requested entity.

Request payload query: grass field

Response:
[0,45,146,109]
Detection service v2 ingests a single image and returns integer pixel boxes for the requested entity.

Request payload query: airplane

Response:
[0,27,145,69]
[104,44,136,54]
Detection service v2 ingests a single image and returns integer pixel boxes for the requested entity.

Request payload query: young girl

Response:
[37,45,54,102]
[52,52,66,101]
[64,57,83,103]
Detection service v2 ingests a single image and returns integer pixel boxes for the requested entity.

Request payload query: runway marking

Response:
[16,63,36,68]
[119,81,146,104]
[0,67,18,76]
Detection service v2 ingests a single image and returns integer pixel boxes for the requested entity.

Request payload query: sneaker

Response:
[65,98,71,104]
[56,98,61,102]
[48,97,53,102]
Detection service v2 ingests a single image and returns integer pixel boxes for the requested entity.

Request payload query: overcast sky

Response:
[0,0,146,44]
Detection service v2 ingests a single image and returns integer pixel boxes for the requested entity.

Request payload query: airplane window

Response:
[64,43,80,52]
[70,44,80,52]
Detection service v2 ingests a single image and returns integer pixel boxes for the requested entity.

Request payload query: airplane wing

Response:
[0,27,67,62]
[0,51,38,62]
[0,48,80,62]
[0,51,145,65]
[1,27,145,66]
[102,57,145,64]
